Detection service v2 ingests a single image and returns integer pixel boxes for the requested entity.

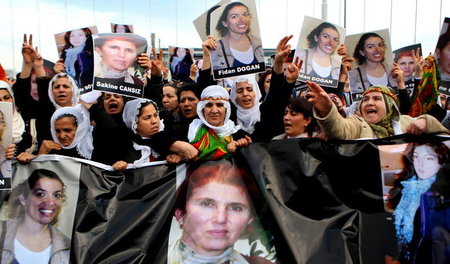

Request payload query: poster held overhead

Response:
[93,33,147,98]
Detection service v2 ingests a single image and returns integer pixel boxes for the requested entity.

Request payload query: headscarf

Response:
[230,75,261,134]
[0,81,25,143]
[122,98,165,164]
[360,85,400,138]
[48,73,81,109]
[188,85,239,142]
[50,106,93,159]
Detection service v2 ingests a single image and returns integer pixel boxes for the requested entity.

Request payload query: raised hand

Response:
[306,81,332,117]
[274,35,293,74]
[285,56,303,84]
[21,34,37,64]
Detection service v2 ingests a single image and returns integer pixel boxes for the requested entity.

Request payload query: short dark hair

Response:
[178,82,201,101]
[306,22,339,49]
[286,97,317,136]
[215,2,250,38]
[353,32,385,65]
[436,31,450,51]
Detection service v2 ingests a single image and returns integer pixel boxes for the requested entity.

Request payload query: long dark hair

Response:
[306,22,339,49]
[215,2,251,38]
[353,32,385,65]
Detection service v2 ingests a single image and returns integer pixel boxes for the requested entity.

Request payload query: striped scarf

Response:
[409,56,440,117]
[191,125,232,161]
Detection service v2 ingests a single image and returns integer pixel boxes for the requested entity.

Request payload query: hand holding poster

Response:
[93,33,147,98]
[196,0,265,80]
[54,26,98,94]
[392,44,422,96]
[294,16,346,88]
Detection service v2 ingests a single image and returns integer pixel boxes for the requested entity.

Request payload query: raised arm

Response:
[273,35,293,75]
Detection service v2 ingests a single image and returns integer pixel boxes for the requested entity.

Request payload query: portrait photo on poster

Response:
[293,16,346,88]
[392,43,422,96]
[345,29,394,102]
[0,160,81,263]
[168,160,277,263]
[205,0,265,80]
[436,17,450,95]
[0,101,13,189]
[93,33,147,98]
[111,23,134,33]
[168,46,195,82]
[54,26,99,94]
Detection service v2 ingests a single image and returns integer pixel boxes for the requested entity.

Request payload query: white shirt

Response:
[14,238,52,264]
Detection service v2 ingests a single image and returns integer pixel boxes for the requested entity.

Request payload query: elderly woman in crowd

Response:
[307,82,448,139]
[17,106,93,162]
[170,161,273,263]
[0,169,70,264]
[188,85,251,161]
[112,98,198,170]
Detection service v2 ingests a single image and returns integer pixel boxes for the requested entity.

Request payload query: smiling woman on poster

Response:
[210,1,264,75]
[94,34,146,86]
[297,22,342,84]
[169,161,273,264]
[0,169,70,264]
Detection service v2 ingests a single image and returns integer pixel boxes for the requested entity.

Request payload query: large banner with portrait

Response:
[195,0,265,80]
[294,16,346,88]
[0,135,449,263]
[93,33,148,98]
[55,26,99,94]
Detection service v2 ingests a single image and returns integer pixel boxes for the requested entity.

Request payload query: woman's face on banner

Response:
[315,27,340,55]
[55,116,77,147]
[397,55,415,78]
[223,5,251,35]
[115,25,128,33]
[136,103,160,137]
[235,80,255,109]
[69,29,87,47]
[360,36,386,63]
[21,177,64,225]
[203,100,226,127]
[178,181,253,256]
[96,39,138,73]
[436,42,450,75]
[413,145,441,180]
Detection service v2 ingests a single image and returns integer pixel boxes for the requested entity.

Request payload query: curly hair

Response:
[215,2,251,38]
[306,22,339,49]
[353,32,385,65]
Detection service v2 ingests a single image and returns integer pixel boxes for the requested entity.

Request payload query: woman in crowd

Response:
[94,34,147,86]
[170,47,194,82]
[297,22,342,81]
[112,98,198,170]
[0,169,70,264]
[211,1,264,70]
[257,68,272,101]
[170,161,273,263]
[0,80,33,154]
[188,85,251,160]
[161,83,180,120]
[60,28,93,87]
[436,31,450,81]
[391,142,449,263]
[272,97,318,139]
[307,82,448,140]
[349,33,398,98]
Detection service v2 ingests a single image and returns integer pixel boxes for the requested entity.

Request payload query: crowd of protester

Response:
[1,14,450,263]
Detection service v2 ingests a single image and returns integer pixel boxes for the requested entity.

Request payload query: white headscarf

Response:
[50,106,93,159]
[48,73,81,109]
[0,81,25,143]
[188,85,240,141]
[122,98,165,165]
[230,75,262,134]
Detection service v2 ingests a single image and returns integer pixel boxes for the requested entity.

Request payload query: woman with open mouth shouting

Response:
[0,169,70,264]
